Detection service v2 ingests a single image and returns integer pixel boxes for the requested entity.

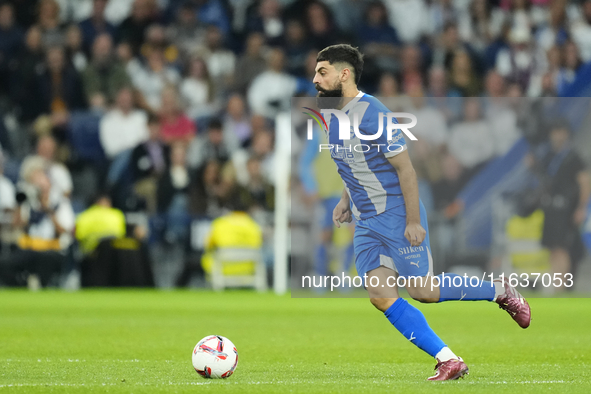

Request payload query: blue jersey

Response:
[325,92,407,220]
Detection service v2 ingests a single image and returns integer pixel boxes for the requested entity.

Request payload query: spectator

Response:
[179,56,216,119]
[34,45,87,118]
[75,193,126,255]
[294,50,323,97]
[484,19,512,70]
[484,95,520,157]
[534,121,590,289]
[282,19,311,77]
[130,115,168,213]
[21,135,72,197]
[64,24,87,72]
[400,45,425,95]
[99,87,149,159]
[118,0,158,55]
[459,0,505,53]
[250,130,275,185]
[384,0,430,44]
[428,0,459,37]
[305,2,341,50]
[159,86,196,145]
[247,48,296,118]
[571,0,591,62]
[556,40,585,96]
[223,94,252,151]
[405,83,448,184]
[376,72,401,97]
[140,24,179,66]
[156,142,192,242]
[234,32,267,94]
[0,3,24,96]
[246,0,284,44]
[128,48,181,112]
[536,0,568,52]
[11,26,45,121]
[425,67,462,122]
[82,33,132,110]
[190,159,228,217]
[239,156,274,213]
[78,0,116,54]
[167,2,205,59]
[103,0,136,26]
[329,0,369,36]
[37,0,65,47]
[448,49,482,96]
[496,27,545,93]
[195,25,235,92]
[193,0,230,37]
[359,1,400,74]
[432,153,467,211]
[503,0,544,33]
[187,118,230,170]
[406,84,448,149]
[0,149,15,215]
[448,98,495,173]
[488,70,508,98]
[152,141,193,287]
[0,166,74,288]
[0,147,14,255]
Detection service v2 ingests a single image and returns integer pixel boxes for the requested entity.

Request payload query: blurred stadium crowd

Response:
[0,0,591,289]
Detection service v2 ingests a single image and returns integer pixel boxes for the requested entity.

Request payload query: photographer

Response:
[0,162,74,288]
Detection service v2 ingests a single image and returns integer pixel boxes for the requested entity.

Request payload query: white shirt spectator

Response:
[49,163,73,196]
[18,185,75,250]
[449,120,495,169]
[127,59,181,111]
[486,103,520,157]
[21,155,73,197]
[384,0,430,43]
[571,19,591,62]
[0,174,15,211]
[247,71,297,118]
[204,50,235,81]
[54,0,137,25]
[100,109,149,158]
[408,105,448,147]
[180,78,215,119]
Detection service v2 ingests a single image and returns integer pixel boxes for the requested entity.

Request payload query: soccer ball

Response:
[192,335,238,378]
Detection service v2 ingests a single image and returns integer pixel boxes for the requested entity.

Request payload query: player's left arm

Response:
[387,150,425,247]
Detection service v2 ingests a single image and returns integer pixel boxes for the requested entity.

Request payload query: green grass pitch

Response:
[1,290,590,393]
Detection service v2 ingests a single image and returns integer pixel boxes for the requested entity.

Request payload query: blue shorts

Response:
[354,200,433,279]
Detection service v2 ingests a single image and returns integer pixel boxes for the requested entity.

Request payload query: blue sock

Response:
[384,298,446,358]
[436,273,495,302]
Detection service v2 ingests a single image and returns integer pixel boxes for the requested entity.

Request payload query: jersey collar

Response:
[340,91,364,114]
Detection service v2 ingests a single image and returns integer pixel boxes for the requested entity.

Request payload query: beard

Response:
[315,81,344,109]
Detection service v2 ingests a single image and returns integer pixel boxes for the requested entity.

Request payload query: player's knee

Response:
[369,297,397,312]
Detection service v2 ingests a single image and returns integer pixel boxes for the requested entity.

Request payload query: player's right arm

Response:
[387,150,426,247]
[332,189,352,228]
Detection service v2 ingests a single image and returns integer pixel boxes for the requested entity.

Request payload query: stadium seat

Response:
[211,248,267,292]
